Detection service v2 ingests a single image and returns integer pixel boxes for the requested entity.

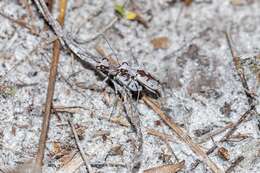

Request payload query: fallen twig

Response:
[189,32,258,170]
[225,32,255,109]
[35,0,67,169]
[146,129,174,141]
[143,160,185,173]
[225,156,244,173]
[220,108,254,142]
[196,123,234,144]
[68,116,93,173]
[190,145,218,171]
[189,108,253,170]
[143,96,224,173]
[147,128,179,162]
[222,32,256,141]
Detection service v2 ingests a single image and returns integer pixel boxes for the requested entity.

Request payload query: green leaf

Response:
[115,4,126,17]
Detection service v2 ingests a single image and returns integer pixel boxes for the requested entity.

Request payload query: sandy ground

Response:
[0,0,260,173]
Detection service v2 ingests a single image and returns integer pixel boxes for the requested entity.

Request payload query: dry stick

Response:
[190,32,257,171]
[225,32,255,109]
[190,110,253,171]
[56,152,126,173]
[197,123,234,144]
[142,96,224,173]
[225,156,244,173]
[35,0,67,169]
[190,145,218,171]
[143,160,185,173]
[146,129,175,142]
[220,109,254,142]
[67,117,93,173]
[221,32,256,141]
[147,128,179,162]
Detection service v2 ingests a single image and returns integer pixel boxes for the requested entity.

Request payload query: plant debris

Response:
[150,37,171,49]
[143,160,185,173]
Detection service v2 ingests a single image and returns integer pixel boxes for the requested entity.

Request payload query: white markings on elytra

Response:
[96,58,160,95]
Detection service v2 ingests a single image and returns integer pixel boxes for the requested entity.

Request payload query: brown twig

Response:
[190,145,218,171]
[220,108,254,142]
[225,156,244,173]
[197,123,234,144]
[189,32,258,170]
[225,32,255,109]
[189,108,253,170]
[219,32,257,142]
[142,96,224,173]
[147,129,179,162]
[146,129,174,141]
[68,117,93,173]
[35,0,67,169]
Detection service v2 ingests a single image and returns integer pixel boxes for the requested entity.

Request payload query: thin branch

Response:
[35,0,67,169]
[225,31,255,109]
[196,123,234,144]
[221,32,257,141]
[189,32,258,170]
[225,156,244,173]
[68,117,93,173]
[189,108,253,170]
[190,145,218,171]
[147,129,179,162]
[142,96,224,173]
[220,108,254,142]
[146,129,175,141]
